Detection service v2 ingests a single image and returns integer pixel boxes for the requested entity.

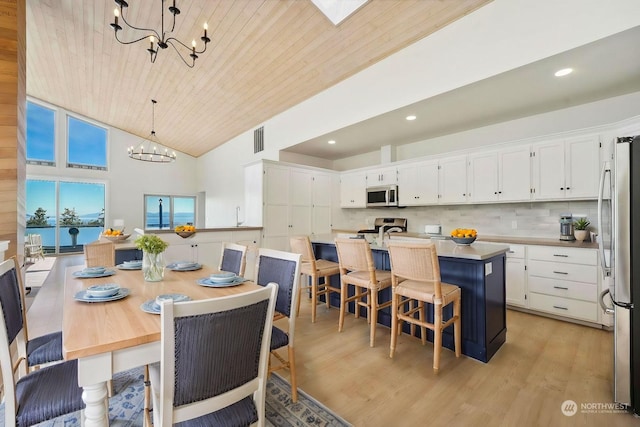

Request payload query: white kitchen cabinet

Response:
[527,245,599,323]
[397,160,438,206]
[505,244,527,308]
[438,155,468,204]
[261,163,333,251]
[311,173,333,235]
[532,135,600,200]
[366,167,397,186]
[468,146,531,203]
[340,171,366,208]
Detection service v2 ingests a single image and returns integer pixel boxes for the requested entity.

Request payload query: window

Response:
[67,116,108,170]
[26,179,105,254]
[26,101,56,165]
[144,195,196,230]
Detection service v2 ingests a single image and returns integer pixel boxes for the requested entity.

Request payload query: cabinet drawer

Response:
[528,276,597,302]
[506,244,525,259]
[528,260,597,284]
[527,246,597,266]
[529,293,598,322]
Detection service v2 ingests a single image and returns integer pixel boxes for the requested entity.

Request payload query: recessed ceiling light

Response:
[406,115,417,121]
[554,68,573,77]
[328,140,336,145]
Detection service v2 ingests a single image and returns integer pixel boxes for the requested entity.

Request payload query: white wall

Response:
[26,100,198,232]
[335,91,640,170]
[197,0,640,226]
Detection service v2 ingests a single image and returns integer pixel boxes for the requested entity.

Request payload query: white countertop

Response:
[312,233,509,261]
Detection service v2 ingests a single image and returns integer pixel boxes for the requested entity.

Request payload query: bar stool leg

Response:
[433,303,443,372]
[339,281,347,332]
[390,289,398,358]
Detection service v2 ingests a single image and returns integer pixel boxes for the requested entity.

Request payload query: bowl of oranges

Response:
[450,228,477,245]
[102,228,131,242]
[175,224,196,238]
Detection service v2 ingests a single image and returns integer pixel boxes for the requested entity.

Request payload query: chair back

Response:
[334,237,377,283]
[28,234,42,247]
[0,257,29,423]
[219,242,248,277]
[289,235,317,271]
[156,284,277,426]
[386,242,443,298]
[255,248,301,318]
[84,240,115,267]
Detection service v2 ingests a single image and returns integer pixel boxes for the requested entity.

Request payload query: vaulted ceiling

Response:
[26,0,492,158]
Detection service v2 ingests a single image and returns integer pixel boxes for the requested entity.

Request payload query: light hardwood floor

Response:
[278,300,640,427]
[26,266,640,427]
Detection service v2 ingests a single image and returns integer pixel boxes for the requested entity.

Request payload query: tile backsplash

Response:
[333,200,599,239]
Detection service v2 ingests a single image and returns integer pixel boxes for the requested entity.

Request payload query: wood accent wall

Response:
[0,0,26,259]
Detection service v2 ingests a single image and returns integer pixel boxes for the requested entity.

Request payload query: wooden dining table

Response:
[63,264,261,427]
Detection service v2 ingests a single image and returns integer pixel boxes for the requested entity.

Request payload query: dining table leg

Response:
[78,354,112,427]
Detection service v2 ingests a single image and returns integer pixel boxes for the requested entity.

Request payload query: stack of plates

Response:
[74,284,130,303]
[118,260,143,270]
[166,261,202,271]
[73,268,116,278]
[140,294,191,314]
[197,272,247,288]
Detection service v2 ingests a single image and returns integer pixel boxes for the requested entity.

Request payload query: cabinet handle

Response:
[494,192,498,195]
[552,271,569,275]
[498,191,502,194]
[553,254,568,257]
[553,305,568,310]
[553,285,569,290]
[566,187,570,190]
[507,250,515,253]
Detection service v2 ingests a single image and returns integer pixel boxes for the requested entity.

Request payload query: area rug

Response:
[2,367,351,426]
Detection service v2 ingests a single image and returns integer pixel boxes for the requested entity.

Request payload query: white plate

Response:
[74,288,130,303]
[166,262,202,271]
[141,294,191,314]
[197,277,247,288]
[72,269,117,278]
[86,283,120,298]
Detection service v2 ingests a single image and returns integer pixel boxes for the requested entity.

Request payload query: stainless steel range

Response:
[357,217,407,234]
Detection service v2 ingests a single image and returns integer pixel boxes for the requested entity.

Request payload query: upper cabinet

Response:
[397,160,438,206]
[468,146,531,203]
[532,135,600,200]
[438,155,468,204]
[340,171,367,208]
[366,167,397,186]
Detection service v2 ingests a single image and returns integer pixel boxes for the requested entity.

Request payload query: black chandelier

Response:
[110,0,210,68]
[128,100,176,163]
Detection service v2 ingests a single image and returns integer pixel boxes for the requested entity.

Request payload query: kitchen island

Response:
[311,235,510,363]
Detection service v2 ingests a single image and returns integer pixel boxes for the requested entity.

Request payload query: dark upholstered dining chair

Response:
[2,256,63,372]
[148,284,277,427]
[0,257,84,427]
[219,242,248,277]
[255,248,302,402]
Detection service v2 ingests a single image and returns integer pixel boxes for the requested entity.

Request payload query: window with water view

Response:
[26,180,105,253]
[144,195,195,230]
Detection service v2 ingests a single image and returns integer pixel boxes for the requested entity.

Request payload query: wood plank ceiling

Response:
[26,0,492,158]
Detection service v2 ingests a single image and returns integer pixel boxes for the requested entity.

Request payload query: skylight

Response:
[311,0,369,26]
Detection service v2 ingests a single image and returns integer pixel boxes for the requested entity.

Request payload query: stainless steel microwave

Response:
[366,185,398,207]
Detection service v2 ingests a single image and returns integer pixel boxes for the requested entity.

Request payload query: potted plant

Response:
[573,217,591,242]
[134,234,169,281]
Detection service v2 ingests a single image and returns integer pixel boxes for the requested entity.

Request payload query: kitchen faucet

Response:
[236,206,243,227]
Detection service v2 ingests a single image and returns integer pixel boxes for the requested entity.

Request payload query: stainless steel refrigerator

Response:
[598,134,640,414]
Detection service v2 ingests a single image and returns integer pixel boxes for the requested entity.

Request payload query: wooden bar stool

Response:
[289,236,340,322]
[386,241,461,372]
[334,237,392,347]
